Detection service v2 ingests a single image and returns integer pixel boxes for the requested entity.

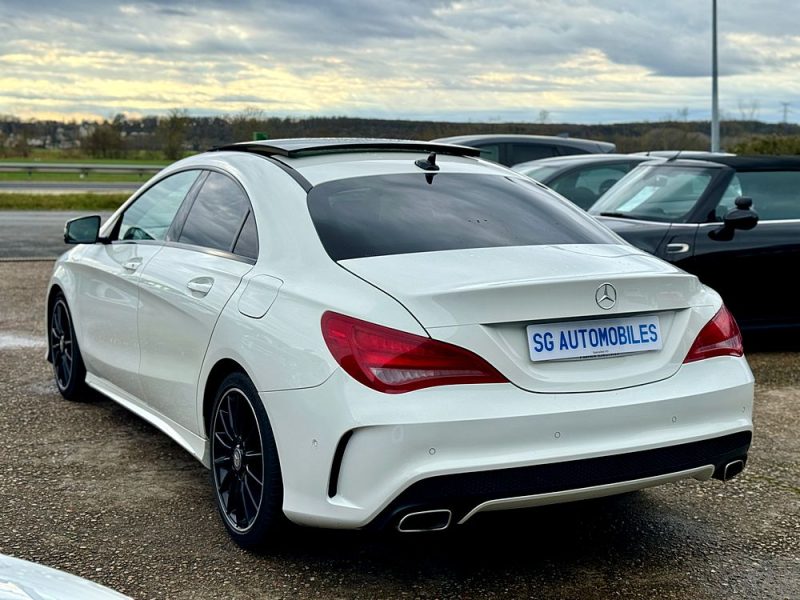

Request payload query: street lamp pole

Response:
[711,0,720,152]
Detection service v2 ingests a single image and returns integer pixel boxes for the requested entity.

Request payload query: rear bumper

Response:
[367,431,751,530]
[260,356,754,530]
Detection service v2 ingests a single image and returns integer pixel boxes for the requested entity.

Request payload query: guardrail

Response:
[0,162,164,177]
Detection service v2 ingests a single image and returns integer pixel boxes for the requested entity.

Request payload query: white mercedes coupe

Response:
[47,139,753,548]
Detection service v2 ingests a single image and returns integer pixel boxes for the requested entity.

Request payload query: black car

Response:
[589,156,800,334]
[432,134,615,166]
[512,154,655,209]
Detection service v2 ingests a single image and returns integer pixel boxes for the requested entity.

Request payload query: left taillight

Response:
[321,311,508,394]
[683,305,743,363]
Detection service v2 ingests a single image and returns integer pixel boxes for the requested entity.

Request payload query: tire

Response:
[49,293,88,401]
[210,372,285,549]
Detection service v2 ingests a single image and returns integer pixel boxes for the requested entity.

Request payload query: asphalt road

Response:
[0,211,114,259]
[0,261,798,600]
[0,181,140,194]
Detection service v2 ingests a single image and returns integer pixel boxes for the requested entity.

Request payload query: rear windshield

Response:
[307,173,616,260]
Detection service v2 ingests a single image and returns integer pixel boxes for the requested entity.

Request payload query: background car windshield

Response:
[590,165,716,222]
[307,173,616,260]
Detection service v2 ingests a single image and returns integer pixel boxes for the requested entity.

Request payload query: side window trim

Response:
[231,209,252,253]
[162,240,256,265]
[231,209,259,260]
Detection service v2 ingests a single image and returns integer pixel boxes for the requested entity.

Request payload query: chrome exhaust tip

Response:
[397,509,452,533]
[723,459,745,481]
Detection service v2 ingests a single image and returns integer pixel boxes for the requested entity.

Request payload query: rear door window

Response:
[510,143,558,164]
[717,171,800,221]
[179,172,253,253]
[307,173,616,260]
[474,144,501,163]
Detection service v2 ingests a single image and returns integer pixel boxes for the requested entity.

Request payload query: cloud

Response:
[0,0,798,122]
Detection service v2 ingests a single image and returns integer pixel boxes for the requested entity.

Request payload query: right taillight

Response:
[683,305,743,363]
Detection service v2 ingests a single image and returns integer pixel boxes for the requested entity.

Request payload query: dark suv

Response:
[590,156,800,334]
[432,134,615,166]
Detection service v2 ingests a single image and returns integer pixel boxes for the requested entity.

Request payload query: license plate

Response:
[527,315,662,362]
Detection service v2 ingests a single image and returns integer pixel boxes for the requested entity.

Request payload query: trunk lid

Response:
[340,244,707,392]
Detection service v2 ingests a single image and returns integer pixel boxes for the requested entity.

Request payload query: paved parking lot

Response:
[0,260,797,600]
[0,211,114,259]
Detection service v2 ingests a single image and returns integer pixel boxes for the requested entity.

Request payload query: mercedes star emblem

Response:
[595,283,617,310]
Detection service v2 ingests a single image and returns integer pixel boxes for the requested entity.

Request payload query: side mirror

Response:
[724,196,759,231]
[64,215,101,244]
[709,197,758,241]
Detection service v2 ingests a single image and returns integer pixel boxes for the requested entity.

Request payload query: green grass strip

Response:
[0,155,173,165]
[0,193,129,211]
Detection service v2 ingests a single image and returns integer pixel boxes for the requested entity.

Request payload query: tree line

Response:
[2,109,800,159]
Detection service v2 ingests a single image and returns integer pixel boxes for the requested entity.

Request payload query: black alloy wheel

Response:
[210,372,284,548]
[50,294,87,400]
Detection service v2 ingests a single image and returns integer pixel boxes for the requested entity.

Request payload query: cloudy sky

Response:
[1,0,798,123]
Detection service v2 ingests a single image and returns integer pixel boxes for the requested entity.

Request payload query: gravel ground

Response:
[0,261,797,600]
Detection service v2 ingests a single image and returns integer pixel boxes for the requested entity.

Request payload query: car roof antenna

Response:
[415,152,440,171]
[667,150,683,162]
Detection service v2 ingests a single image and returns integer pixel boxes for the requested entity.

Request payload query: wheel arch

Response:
[202,358,251,438]
[45,283,65,363]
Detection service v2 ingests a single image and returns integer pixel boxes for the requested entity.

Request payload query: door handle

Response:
[665,243,690,254]
[187,278,214,296]
[123,260,142,271]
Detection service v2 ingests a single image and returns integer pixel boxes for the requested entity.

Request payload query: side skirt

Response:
[85,373,211,467]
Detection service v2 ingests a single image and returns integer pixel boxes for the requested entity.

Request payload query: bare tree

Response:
[12,135,31,158]
[84,121,124,158]
[158,109,189,160]
[537,109,550,124]
[228,107,266,142]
